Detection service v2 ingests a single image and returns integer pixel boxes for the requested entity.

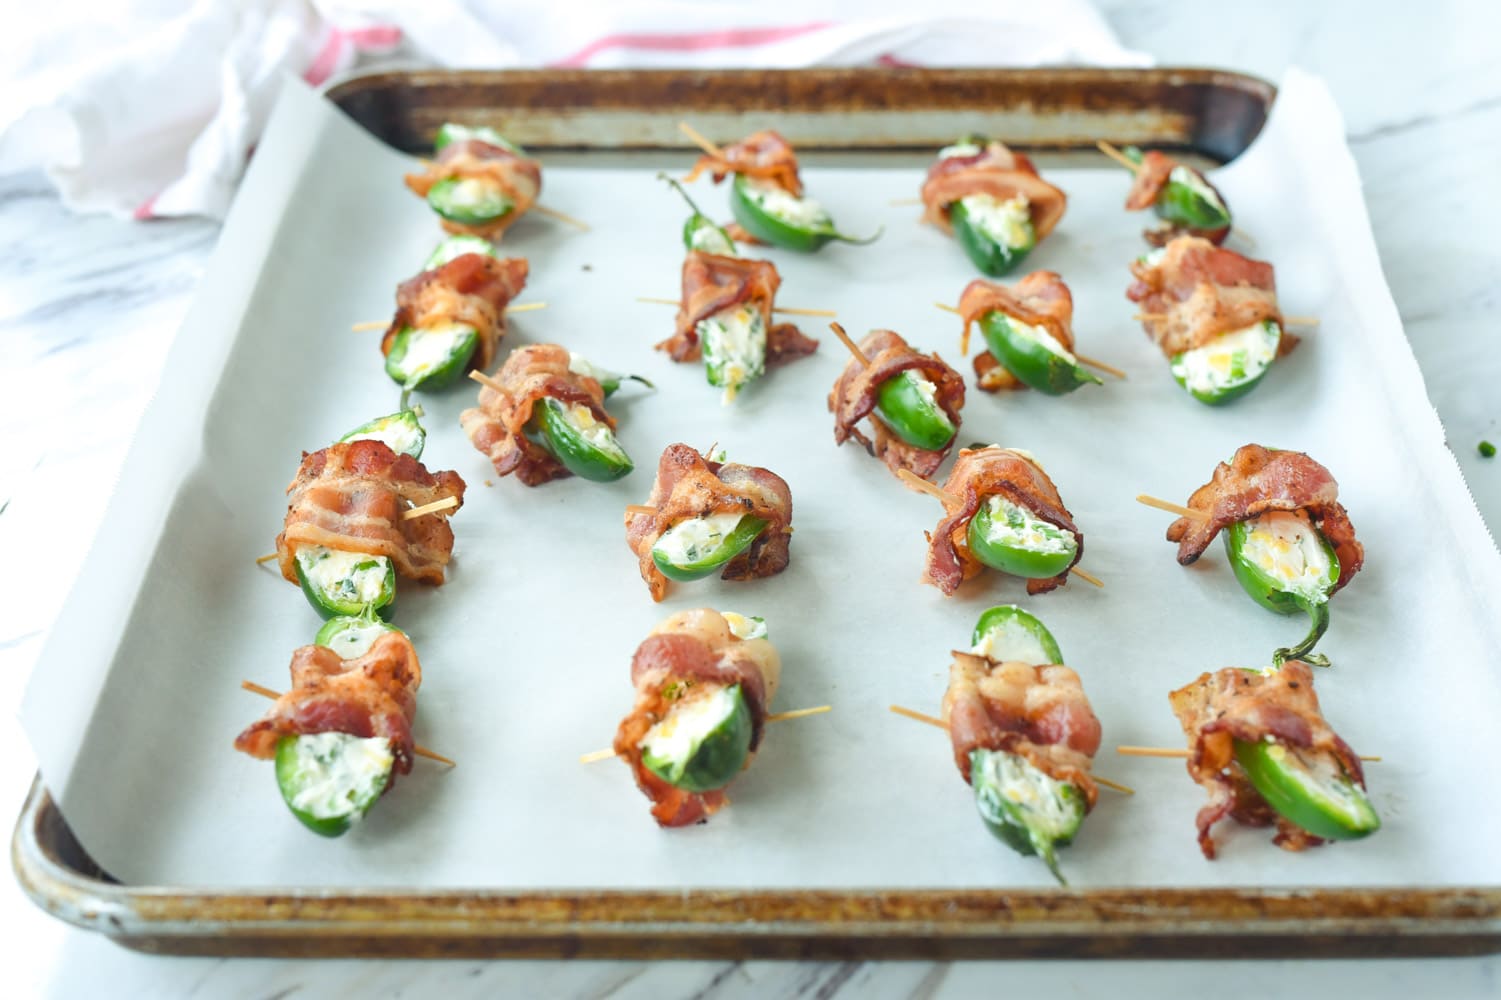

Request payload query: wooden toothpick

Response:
[580,704,832,764]
[936,302,1123,378]
[1096,140,1139,173]
[1135,494,1207,521]
[678,121,727,160]
[896,468,959,505]
[890,705,1134,794]
[241,680,455,766]
[624,504,656,517]
[828,322,871,368]
[402,496,459,521]
[1069,567,1105,589]
[468,370,505,393]
[1117,745,1381,764]
[533,204,590,231]
[636,296,833,318]
[255,552,279,565]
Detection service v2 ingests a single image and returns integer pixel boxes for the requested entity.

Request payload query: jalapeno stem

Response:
[1096,140,1140,173]
[1273,598,1332,667]
[240,680,456,766]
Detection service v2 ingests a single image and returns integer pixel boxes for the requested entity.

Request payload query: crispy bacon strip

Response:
[957,272,1076,381]
[459,343,615,486]
[1166,444,1363,590]
[920,142,1067,241]
[683,130,803,196]
[1170,661,1367,858]
[403,139,542,240]
[1126,235,1290,357]
[381,254,528,375]
[1125,151,1231,247]
[625,444,794,602]
[275,440,466,587]
[613,609,782,827]
[942,652,1100,809]
[919,446,1082,597]
[234,632,422,782]
[657,250,818,365]
[828,329,964,478]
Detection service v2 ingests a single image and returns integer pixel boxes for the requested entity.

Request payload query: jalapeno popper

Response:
[683,129,877,251]
[920,137,1067,278]
[275,440,466,619]
[625,443,794,602]
[460,344,634,486]
[234,631,422,836]
[944,608,1102,884]
[339,408,427,460]
[1165,444,1364,665]
[1121,147,1233,247]
[917,446,1083,596]
[956,272,1102,395]
[612,608,781,826]
[658,251,818,403]
[1170,660,1379,859]
[403,123,542,240]
[1127,236,1295,405]
[381,253,529,396]
[829,328,965,478]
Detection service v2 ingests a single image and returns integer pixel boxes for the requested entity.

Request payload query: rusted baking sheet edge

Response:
[325,67,1275,163]
[15,781,1500,959]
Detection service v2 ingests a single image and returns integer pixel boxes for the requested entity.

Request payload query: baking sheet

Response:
[22,71,1501,892]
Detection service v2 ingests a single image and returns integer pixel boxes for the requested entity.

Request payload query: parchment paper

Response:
[24,70,1501,890]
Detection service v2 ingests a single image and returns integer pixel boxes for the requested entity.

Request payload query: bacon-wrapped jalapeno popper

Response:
[1127,235,1294,405]
[956,272,1102,395]
[829,328,964,478]
[625,444,793,602]
[1170,660,1379,859]
[657,250,818,403]
[613,608,781,826]
[943,606,1101,883]
[1120,147,1233,247]
[404,123,541,240]
[684,129,877,252]
[381,252,529,397]
[275,440,465,620]
[235,630,423,837]
[916,446,1083,596]
[461,343,635,486]
[921,136,1067,278]
[1166,444,1363,665]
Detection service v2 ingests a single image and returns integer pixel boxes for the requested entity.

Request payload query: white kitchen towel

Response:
[0,0,1148,220]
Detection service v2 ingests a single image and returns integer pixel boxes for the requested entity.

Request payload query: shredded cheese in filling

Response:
[741,177,831,228]
[395,322,476,380]
[1171,320,1281,396]
[697,305,767,404]
[297,547,391,606]
[981,496,1077,556]
[653,512,748,566]
[957,193,1033,248]
[287,733,393,820]
[1168,165,1229,217]
[1239,510,1332,601]
[973,749,1081,837]
[640,685,739,762]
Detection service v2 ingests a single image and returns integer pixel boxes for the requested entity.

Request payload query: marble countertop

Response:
[4,2,1500,996]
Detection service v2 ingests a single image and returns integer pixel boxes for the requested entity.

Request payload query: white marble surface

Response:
[4,2,1500,996]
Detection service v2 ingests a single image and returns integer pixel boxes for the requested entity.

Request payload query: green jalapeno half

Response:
[969,747,1086,885]
[971,605,1064,665]
[567,351,653,398]
[384,322,480,393]
[651,513,770,582]
[697,303,766,403]
[661,173,737,255]
[294,545,397,621]
[274,732,394,837]
[425,177,513,227]
[424,234,498,270]
[1123,147,1232,232]
[1232,703,1379,842]
[521,397,633,482]
[979,311,1102,396]
[966,496,1078,581]
[314,614,405,660]
[729,174,880,252]
[873,370,958,451]
[433,123,524,155]
[948,195,1036,278]
[640,682,754,792]
[1225,511,1340,666]
[1169,320,1282,406]
[339,409,426,460]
